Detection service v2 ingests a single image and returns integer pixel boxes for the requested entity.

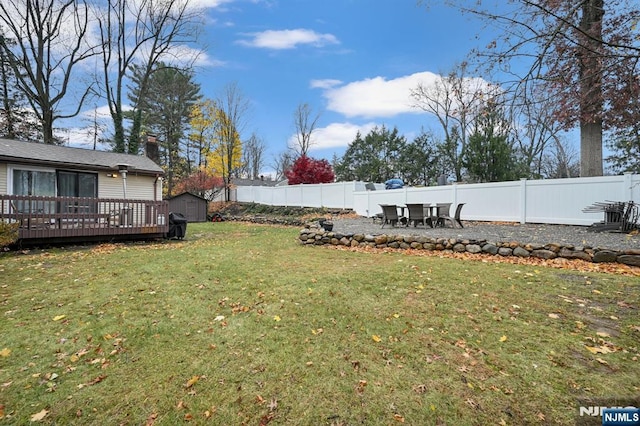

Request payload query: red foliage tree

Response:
[172,170,224,200]
[285,155,335,185]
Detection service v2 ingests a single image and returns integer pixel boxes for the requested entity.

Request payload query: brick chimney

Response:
[145,134,160,164]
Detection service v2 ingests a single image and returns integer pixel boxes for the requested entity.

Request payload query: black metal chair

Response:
[380,204,400,228]
[406,203,431,228]
[437,203,465,228]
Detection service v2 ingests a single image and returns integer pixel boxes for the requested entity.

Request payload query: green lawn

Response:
[0,222,638,425]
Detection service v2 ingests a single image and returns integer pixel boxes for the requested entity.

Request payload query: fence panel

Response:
[236,174,640,225]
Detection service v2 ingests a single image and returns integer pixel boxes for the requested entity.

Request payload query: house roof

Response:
[0,138,164,175]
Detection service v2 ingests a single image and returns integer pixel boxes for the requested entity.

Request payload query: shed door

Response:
[186,201,197,222]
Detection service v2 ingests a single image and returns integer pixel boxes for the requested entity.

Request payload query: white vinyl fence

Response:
[236,174,640,226]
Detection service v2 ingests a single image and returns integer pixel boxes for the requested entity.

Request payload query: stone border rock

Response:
[298,225,640,268]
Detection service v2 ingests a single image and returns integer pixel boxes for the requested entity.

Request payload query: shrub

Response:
[0,221,19,248]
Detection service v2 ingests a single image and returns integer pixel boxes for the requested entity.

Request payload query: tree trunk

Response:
[43,109,54,144]
[580,121,603,177]
[128,110,143,155]
[112,109,126,153]
[578,0,604,177]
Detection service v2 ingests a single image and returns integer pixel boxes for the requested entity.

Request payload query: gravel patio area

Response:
[329,217,640,252]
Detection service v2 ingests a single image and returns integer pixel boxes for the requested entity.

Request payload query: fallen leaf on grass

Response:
[413,384,427,394]
[185,376,199,388]
[30,409,48,422]
[259,413,275,426]
[77,375,106,389]
[372,335,382,343]
[268,398,278,412]
[499,335,508,342]
[145,412,158,425]
[0,348,10,357]
[393,413,405,422]
[52,315,66,321]
[548,313,560,319]
[585,345,613,354]
[273,315,281,322]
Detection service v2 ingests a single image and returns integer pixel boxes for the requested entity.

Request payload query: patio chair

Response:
[436,203,465,228]
[430,203,451,227]
[406,203,431,228]
[380,204,400,228]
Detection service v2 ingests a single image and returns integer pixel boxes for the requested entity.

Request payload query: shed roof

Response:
[167,192,207,201]
[0,138,164,175]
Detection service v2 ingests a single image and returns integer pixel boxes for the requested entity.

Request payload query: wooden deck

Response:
[1,195,169,244]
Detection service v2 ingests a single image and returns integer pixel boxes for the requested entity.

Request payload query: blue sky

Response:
[64,0,494,175]
[198,0,486,173]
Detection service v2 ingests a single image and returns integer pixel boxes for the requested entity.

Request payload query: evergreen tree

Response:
[0,33,39,140]
[334,126,406,182]
[130,63,201,195]
[606,127,640,174]
[462,102,525,183]
[399,130,441,186]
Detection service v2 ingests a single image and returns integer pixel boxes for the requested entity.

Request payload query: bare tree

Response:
[272,151,294,182]
[291,102,320,157]
[93,0,202,153]
[411,63,491,182]
[210,82,250,200]
[0,0,97,144]
[241,132,266,179]
[510,84,565,178]
[541,137,580,179]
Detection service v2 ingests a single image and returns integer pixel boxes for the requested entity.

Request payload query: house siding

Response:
[0,163,6,193]
[1,162,160,201]
[98,173,158,200]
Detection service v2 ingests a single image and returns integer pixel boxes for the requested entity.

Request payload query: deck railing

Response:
[0,194,169,241]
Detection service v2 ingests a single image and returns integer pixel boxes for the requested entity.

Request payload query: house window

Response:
[12,169,56,196]
[57,171,98,214]
[57,171,97,198]
[11,168,56,213]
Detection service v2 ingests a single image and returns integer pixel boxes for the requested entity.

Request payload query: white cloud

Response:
[319,71,440,118]
[236,29,339,50]
[81,104,115,119]
[310,79,342,89]
[168,46,227,68]
[189,0,236,8]
[288,121,379,151]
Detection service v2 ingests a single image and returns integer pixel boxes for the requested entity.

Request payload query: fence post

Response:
[452,182,458,207]
[623,172,633,201]
[520,178,527,224]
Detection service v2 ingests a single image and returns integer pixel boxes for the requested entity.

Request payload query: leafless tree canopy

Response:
[241,133,266,180]
[420,0,640,176]
[0,0,98,144]
[292,102,320,157]
[94,0,203,153]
